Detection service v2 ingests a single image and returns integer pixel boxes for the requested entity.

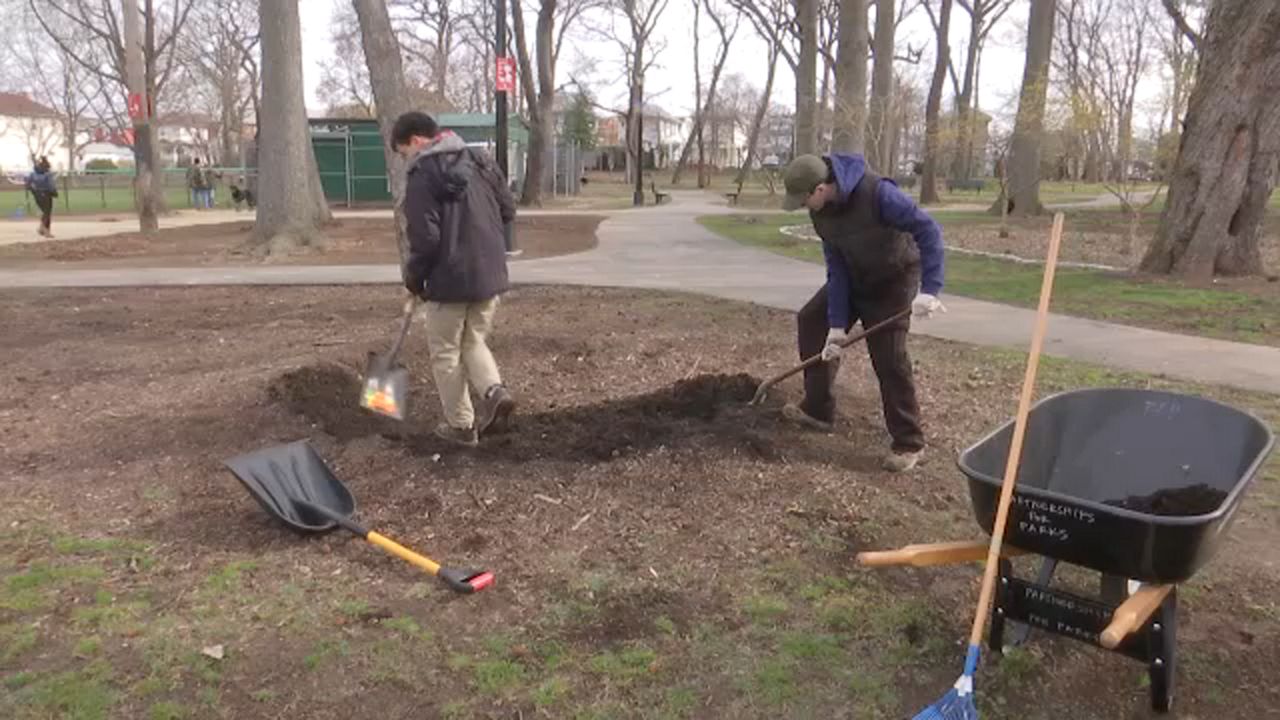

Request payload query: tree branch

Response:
[1160,0,1200,50]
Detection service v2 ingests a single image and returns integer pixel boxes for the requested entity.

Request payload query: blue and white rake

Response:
[911,213,1064,720]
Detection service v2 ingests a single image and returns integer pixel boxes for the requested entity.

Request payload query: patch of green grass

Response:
[74,635,104,658]
[203,560,257,595]
[699,212,1280,347]
[250,689,277,703]
[798,576,852,603]
[848,671,898,717]
[337,599,370,618]
[749,658,800,706]
[472,658,527,695]
[779,631,845,662]
[382,615,431,641]
[6,670,37,689]
[996,647,1041,686]
[148,700,188,720]
[587,645,658,684]
[742,594,790,624]
[1,623,38,661]
[662,686,699,718]
[71,596,150,633]
[653,615,677,636]
[303,639,348,670]
[441,700,470,718]
[3,563,106,611]
[533,676,570,707]
[52,535,150,558]
[10,660,115,720]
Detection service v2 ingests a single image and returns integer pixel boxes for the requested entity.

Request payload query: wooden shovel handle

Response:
[857,540,1028,568]
[750,307,912,404]
[1100,584,1173,649]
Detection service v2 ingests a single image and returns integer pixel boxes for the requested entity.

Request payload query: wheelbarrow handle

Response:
[750,307,912,405]
[385,295,418,364]
[1100,584,1173,649]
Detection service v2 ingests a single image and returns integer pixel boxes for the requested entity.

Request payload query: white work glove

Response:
[821,328,847,362]
[913,292,947,319]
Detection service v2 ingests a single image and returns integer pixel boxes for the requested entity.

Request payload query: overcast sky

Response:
[297,0,1166,133]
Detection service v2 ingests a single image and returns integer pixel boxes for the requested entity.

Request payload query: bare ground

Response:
[0,215,601,269]
[0,285,1277,719]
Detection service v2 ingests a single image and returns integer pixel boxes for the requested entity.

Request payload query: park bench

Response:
[650,181,670,205]
[946,177,986,193]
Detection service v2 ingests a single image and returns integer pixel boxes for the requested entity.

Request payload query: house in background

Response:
[0,92,65,173]
[155,113,219,166]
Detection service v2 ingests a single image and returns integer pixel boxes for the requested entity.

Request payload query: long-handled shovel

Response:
[911,212,1064,720]
[224,440,494,595]
[749,306,912,406]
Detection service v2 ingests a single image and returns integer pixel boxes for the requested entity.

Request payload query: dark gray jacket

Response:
[403,133,515,303]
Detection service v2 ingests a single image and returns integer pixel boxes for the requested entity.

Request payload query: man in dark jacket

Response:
[779,153,947,472]
[392,111,518,448]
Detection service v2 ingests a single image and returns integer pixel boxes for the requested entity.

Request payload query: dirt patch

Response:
[0,284,1276,720]
[0,213,601,268]
[1104,483,1229,516]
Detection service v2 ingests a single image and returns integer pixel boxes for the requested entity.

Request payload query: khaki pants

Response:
[421,297,503,429]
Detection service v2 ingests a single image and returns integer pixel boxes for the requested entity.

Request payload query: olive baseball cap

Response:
[781,154,828,210]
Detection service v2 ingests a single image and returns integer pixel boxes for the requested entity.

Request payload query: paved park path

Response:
[3,190,1279,395]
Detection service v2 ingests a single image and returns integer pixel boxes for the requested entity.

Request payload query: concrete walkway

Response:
[3,190,1278,395]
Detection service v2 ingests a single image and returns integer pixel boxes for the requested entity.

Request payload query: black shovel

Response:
[224,440,494,594]
[360,295,417,421]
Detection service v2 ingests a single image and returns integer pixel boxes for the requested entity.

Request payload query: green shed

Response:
[307,115,529,206]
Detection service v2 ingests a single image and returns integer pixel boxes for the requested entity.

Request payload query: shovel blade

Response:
[361,355,409,421]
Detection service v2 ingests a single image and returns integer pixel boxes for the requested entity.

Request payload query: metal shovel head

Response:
[360,352,409,421]
[224,440,356,534]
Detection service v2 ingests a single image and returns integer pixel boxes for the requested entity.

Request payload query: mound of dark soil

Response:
[268,365,781,462]
[1103,483,1227,516]
[267,362,403,441]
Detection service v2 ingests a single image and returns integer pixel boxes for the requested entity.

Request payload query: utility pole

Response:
[121,0,158,232]
[495,0,518,254]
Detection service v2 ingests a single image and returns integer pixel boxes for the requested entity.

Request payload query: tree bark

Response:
[512,0,556,207]
[795,0,819,155]
[920,0,951,204]
[866,0,894,172]
[351,0,413,273]
[949,1,981,179]
[831,0,867,153]
[1000,0,1055,217]
[254,0,332,251]
[1140,0,1280,279]
[734,42,779,188]
[122,0,159,232]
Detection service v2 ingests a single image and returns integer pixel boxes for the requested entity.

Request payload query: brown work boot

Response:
[433,422,478,448]
[476,384,516,436]
[781,402,834,433]
[882,449,923,472]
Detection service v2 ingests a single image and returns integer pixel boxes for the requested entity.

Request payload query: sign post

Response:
[495,0,518,255]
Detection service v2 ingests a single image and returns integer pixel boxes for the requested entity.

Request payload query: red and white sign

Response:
[495,57,516,93]
[127,92,144,120]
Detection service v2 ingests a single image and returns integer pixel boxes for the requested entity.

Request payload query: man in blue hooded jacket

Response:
[779,153,946,472]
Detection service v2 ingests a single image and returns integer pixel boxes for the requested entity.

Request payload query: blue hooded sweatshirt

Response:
[819,153,944,330]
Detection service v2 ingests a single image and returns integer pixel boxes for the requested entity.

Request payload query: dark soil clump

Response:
[267,363,401,441]
[1104,483,1227,516]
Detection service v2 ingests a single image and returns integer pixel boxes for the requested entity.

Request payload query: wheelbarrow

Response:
[855,387,1275,713]
[224,440,494,594]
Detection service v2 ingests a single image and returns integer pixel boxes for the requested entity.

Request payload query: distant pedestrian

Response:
[24,156,57,238]
[186,158,210,209]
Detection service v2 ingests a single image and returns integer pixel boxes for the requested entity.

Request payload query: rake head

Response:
[911,646,980,720]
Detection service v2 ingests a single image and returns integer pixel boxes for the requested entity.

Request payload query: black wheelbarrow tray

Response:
[855,388,1275,714]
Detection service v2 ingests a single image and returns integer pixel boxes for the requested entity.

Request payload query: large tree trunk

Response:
[949,2,981,179]
[831,0,867,153]
[352,0,413,273]
[1000,0,1055,217]
[143,0,168,213]
[734,43,779,188]
[122,0,159,231]
[512,0,556,207]
[794,0,819,155]
[1140,0,1280,279]
[254,0,332,251]
[866,0,894,172]
[920,0,951,204]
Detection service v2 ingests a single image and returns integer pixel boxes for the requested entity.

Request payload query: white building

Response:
[0,92,65,174]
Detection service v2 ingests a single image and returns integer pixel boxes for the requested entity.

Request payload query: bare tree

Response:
[795,0,819,154]
[919,0,951,204]
[12,17,100,173]
[671,0,738,185]
[830,0,867,152]
[179,0,258,165]
[318,4,376,116]
[394,0,457,99]
[30,0,195,215]
[599,0,671,202]
[352,0,414,275]
[866,0,895,171]
[949,0,1014,178]
[999,0,1055,216]
[733,41,781,188]
[1140,0,1280,279]
[254,0,332,251]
